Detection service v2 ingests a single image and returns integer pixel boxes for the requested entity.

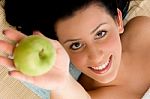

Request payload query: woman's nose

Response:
[87,46,104,66]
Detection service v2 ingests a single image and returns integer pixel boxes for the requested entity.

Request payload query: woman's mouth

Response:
[89,55,112,74]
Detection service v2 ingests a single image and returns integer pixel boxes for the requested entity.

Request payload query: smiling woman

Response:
[0,0,150,99]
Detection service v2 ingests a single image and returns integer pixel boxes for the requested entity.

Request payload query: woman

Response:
[1,0,150,98]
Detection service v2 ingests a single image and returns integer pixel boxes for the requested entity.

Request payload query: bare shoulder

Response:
[124,16,150,33]
[78,74,138,99]
[121,16,150,52]
[88,86,138,99]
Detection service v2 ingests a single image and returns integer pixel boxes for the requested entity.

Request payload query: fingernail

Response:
[8,71,11,75]
[33,31,40,35]
[2,29,6,35]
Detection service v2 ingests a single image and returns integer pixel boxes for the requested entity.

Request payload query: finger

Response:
[9,71,34,84]
[2,28,27,42]
[33,31,61,49]
[33,31,45,36]
[50,40,64,50]
[33,31,51,41]
[0,40,14,56]
[0,56,15,71]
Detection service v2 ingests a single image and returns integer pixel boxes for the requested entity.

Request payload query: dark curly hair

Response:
[4,0,130,40]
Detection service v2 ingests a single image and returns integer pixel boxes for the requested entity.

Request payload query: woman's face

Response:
[55,4,123,83]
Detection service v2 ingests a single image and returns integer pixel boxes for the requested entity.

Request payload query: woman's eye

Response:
[70,42,82,50]
[95,30,107,39]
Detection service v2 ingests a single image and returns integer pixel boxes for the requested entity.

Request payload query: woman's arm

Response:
[50,74,91,99]
[0,29,91,99]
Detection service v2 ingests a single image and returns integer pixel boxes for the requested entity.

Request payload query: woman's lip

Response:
[89,55,112,74]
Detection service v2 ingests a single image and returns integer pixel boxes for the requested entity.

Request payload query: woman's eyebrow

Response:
[90,22,107,34]
[63,22,107,44]
[63,39,80,44]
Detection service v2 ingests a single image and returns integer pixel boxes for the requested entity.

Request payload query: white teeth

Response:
[91,60,109,70]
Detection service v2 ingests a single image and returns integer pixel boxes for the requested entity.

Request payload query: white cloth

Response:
[142,88,150,99]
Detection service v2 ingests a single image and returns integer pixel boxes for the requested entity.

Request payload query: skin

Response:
[56,4,150,98]
[0,3,150,99]
[56,5,123,84]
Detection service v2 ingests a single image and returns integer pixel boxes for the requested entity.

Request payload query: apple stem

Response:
[39,48,45,58]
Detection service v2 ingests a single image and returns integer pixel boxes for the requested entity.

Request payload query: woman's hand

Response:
[0,28,70,90]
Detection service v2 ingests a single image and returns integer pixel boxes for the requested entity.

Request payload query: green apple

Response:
[13,35,56,76]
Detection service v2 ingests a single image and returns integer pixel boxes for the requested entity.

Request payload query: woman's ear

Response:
[116,8,124,34]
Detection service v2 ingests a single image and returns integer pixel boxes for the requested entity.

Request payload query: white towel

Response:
[142,88,150,99]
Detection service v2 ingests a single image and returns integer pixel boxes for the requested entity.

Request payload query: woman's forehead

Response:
[55,5,115,41]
